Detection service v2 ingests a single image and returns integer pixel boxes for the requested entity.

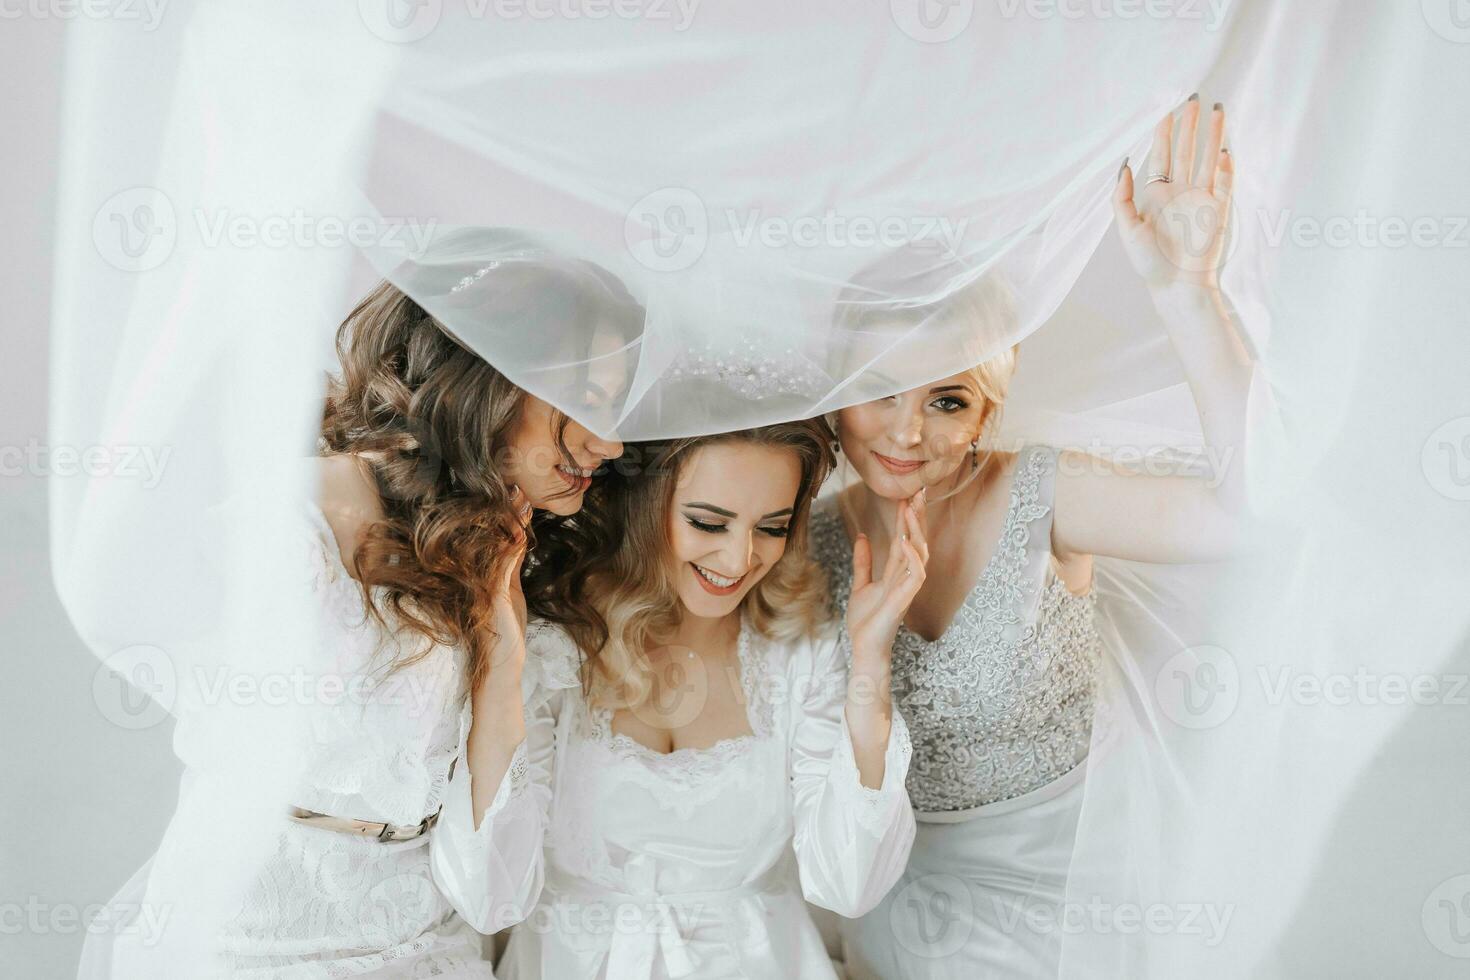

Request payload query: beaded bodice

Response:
[810,445,1101,812]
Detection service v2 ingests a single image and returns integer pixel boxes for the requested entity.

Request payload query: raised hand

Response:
[1115,96,1234,290]
[486,485,532,672]
[845,489,929,668]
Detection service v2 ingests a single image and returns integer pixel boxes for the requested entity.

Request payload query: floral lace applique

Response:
[812,445,1102,811]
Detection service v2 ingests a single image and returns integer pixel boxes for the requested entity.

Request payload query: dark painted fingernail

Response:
[1117,157,1129,181]
[1222,146,1230,154]
[1188,92,1199,102]
[1213,101,1224,112]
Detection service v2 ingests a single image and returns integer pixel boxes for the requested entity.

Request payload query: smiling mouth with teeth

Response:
[690,562,747,596]
[554,463,597,492]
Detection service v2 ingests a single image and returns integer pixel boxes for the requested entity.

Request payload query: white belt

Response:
[542,852,791,979]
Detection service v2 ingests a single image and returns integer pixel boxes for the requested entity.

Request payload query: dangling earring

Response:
[969,438,980,471]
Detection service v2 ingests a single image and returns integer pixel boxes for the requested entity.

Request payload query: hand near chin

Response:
[485,485,532,677]
[845,488,929,670]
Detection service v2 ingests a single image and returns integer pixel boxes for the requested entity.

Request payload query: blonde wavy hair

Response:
[524,420,836,710]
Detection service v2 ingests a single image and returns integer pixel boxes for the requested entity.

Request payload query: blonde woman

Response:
[500,420,922,978]
[811,100,1255,977]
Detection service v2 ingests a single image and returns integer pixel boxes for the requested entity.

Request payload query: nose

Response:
[715,529,756,577]
[886,395,924,449]
[586,433,623,460]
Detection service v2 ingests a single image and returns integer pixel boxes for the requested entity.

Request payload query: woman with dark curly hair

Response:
[208,249,637,976]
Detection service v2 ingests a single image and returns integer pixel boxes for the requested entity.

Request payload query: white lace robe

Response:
[82,502,547,978]
[497,618,917,980]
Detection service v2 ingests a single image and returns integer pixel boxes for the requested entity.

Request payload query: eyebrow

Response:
[929,384,972,394]
[684,502,794,520]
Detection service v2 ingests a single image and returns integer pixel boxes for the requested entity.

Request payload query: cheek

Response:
[753,536,787,575]
[667,522,701,564]
[925,418,976,456]
[838,406,884,446]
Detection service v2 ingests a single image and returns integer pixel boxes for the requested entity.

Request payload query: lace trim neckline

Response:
[589,613,766,769]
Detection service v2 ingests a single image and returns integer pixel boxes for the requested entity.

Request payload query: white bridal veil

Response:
[52,2,1469,977]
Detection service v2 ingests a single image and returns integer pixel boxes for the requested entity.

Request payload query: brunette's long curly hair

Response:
[321,248,641,691]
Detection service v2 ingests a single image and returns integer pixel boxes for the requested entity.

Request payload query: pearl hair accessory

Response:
[665,337,829,400]
[450,261,500,293]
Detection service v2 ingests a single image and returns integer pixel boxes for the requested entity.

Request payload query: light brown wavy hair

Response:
[321,255,640,691]
[524,419,836,710]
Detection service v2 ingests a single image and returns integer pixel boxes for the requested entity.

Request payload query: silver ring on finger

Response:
[1145,171,1172,185]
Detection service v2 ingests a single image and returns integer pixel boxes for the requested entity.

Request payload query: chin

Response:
[678,590,743,620]
[861,464,924,499]
[532,490,584,516]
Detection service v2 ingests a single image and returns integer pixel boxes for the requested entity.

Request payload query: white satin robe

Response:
[497,617,917,980]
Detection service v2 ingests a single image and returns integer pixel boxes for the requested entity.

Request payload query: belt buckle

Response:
[376,808,440,843]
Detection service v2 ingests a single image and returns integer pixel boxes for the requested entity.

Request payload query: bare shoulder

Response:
[313,455,385,575]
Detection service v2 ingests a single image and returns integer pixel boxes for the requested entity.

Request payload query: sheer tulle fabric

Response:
[53,2,1469,978]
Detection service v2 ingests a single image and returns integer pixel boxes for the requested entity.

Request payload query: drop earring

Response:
[970,438,980,470]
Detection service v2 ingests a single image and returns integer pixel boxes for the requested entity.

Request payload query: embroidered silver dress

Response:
[810,444,1103,979]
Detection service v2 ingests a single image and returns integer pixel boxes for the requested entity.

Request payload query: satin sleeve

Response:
[787,627,917,918]
[429,625,573,935]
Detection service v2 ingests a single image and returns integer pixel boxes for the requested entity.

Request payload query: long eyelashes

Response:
[684,516,789,538]
[932,396,969,413]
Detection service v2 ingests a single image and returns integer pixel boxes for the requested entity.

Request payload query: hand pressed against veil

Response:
[1114,94,1234,289]
[1052,97,1257,565]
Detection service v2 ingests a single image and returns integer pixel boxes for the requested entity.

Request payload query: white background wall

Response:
[0,15,1169,978]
